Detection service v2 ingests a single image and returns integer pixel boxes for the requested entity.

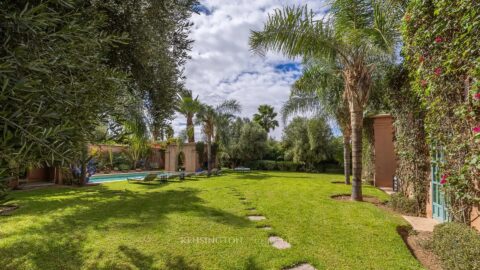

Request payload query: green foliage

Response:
[388,193,418,216]
[283,117,339,170]
[403,0,480,223]
[253,105,279,132]
[0,0,131,181]
[237,122,268,162]
[246,160,301,172]
[361,118,375,183]
[263,139,285,161]
[118,164,132,171]
[0,176,10,204]
[432,222,480,270]
[385,65,430,215]
[94,0,198,138]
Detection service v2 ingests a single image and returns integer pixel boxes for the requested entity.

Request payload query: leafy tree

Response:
[282,117,335,171]
[250,1,400,200]
[176,89,201,142]
[253,105,279,132]
[0,0,132,186]
[93,0,198,140]
[237,122,268,162]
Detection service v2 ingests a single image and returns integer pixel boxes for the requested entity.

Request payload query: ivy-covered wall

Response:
[386,66,430,215]
[362,118,375,184]
[403,0,480,223]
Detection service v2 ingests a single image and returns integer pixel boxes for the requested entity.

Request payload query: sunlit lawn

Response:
[0,171,423,270]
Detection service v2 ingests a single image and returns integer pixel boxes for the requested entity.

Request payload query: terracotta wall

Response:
[165,143,200,172]
[372,115,397,188]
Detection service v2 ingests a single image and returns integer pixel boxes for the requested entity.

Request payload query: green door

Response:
[431,146,448,222]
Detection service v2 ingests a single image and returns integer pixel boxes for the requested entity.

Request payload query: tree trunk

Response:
[80,161,87,186]
[187,115,195,143]
[350,110,363,201]
[207,138,212,176]
[343,130,352,185]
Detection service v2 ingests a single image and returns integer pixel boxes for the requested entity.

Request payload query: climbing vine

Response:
[403,0,480,223]
[386,66,430,215]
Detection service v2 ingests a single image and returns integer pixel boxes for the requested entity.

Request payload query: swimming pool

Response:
[89,171,166,183]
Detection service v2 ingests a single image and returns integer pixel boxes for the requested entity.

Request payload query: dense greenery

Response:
[94,0,198,139]
[432,222,480,270]
[0,0,197,188]
[403,0,480,223]
[385,66,430,215]
[0,172,421,269]
[282,117,341,171]
[0,0,131,184]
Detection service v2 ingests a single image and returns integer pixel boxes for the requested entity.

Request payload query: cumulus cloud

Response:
[172,0,330,140]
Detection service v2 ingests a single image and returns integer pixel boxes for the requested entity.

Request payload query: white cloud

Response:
[173,0,330,140]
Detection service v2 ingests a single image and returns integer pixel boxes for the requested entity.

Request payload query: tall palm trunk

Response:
[343,128,352,185]
[186,114,195,143]
[207,136,212,176]
[350,110,363,200]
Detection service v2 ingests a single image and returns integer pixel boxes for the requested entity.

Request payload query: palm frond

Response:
[249,5,338,60]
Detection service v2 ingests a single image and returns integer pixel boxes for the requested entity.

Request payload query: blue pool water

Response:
[89,171,166,183]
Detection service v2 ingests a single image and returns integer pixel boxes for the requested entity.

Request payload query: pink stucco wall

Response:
[372,115,397,188]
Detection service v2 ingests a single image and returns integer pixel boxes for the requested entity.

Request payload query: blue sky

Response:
[173,0,331,139]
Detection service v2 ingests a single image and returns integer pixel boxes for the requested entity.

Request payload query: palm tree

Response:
[250,1,398,201]
[196,100,241,175]
[282,59,352,185]
[253,104,279,133]
[176,89,201,143]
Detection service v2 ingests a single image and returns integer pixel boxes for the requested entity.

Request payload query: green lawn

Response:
[0,172,423,270]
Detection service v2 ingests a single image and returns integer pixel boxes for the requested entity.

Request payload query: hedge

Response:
[432,222,480,270]
[244,160,342,173]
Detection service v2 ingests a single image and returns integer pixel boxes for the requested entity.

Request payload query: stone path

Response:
[402,215,439,232]
[233,189,317,269]
[247,215,266,221]
[285,263,317,270]
[268,236,291,249]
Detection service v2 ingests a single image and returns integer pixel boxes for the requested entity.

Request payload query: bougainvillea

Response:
[403,0,480,224]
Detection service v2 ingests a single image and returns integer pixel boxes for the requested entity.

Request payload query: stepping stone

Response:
[247,215,266,221]
[258,226,272,230]
[268,236,291,249]
[285,263,316,270]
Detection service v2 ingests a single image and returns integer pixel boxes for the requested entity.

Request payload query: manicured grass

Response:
[0,172,423,269]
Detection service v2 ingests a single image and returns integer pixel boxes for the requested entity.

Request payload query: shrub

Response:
[118,164,131,171]
[388,193,418,215]
[432,222,480,270]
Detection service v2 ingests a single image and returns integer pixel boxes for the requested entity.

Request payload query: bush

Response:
[389,193,418,215]
[118,164,131,171]
[432,222,480,270]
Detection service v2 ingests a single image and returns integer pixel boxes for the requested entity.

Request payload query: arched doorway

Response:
[177,152,186,171]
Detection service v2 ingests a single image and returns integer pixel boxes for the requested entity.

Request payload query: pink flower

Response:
[435,36,443,43]
[473,93,480,100]
[473,126,480,133]
[440,174,448,185]
[419,55,425,63]
[434,67,442,76]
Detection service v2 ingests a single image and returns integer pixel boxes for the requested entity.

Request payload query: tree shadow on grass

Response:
[0,186,249,269]
[233,171,311,180]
